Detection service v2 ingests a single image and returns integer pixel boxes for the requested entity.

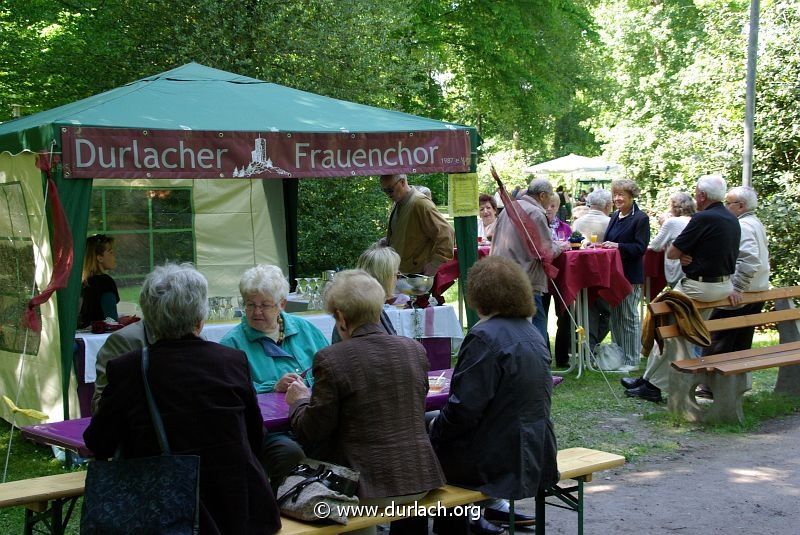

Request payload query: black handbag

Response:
[80,347,200,534]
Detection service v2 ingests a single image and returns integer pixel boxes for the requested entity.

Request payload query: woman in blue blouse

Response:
[601,179,650,368]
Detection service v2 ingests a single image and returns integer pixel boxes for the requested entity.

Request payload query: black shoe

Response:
[625,381,662,402]
[620,376,644,389]
[469,515,505,535]
[484,502,535,527]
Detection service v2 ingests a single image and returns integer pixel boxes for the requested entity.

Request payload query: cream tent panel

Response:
[0,152,74,424]
[194,178,287,297]
[91,177,288,298]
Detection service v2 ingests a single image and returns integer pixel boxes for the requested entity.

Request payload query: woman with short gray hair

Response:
[649,192,696,287]
[86,263,280,534]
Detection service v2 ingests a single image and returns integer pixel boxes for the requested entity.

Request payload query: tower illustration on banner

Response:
[232,137,290,177]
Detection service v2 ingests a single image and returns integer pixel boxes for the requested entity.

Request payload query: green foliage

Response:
[296,177,387,276]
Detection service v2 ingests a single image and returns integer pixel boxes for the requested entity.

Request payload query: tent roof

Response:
[524,153,622,175]
[0,62,477,154]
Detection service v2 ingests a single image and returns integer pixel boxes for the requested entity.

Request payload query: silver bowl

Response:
[395,274,434,296]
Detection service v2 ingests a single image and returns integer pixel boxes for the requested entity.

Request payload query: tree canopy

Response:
[1,0,798,282]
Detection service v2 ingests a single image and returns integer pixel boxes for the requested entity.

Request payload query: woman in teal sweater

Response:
[220,264,328,489]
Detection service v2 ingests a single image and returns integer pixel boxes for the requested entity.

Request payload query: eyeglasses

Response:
[724,200,742,206]
[245,302,280,312]
[381,178,402,195]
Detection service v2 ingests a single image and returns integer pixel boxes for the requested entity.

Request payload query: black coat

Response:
[85,336,280,535]
[429,317,559,499]
[604,202,650,284]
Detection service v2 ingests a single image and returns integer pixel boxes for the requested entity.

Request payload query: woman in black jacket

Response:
[602,179,650,368]
[430,256,559,534]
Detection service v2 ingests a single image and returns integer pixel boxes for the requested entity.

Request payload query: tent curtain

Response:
[23,154,74,332]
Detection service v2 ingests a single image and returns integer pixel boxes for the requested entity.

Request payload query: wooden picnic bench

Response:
[0,447,624,535]
[649,286,800,424]
[0,471,85,535]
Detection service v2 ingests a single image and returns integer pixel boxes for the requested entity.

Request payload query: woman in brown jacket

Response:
[286,270,445,534]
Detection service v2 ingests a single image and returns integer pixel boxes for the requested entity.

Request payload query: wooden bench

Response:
[279,447,625,535]
[0,447,624,535]
[649,286,800,424]
[0,471,85,535]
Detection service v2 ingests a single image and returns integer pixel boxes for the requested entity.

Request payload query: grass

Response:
[2,329,798,533]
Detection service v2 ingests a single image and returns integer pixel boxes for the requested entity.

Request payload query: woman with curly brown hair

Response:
[430,256,559,533]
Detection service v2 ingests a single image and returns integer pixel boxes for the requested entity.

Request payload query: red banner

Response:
[61,127,472,179]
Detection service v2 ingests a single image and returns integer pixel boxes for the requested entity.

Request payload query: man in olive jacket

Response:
[380,174,454,275]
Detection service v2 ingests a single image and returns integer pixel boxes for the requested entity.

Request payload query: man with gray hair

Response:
[491,177,568,343]
[573,188,613,243]
[701,185,770,357]
[624,174,741,402]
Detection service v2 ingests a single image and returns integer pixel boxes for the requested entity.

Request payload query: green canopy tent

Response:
[0,63,480,423]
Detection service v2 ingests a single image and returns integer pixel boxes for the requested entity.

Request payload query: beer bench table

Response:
[0,448,624,535]
[652,286,800,424]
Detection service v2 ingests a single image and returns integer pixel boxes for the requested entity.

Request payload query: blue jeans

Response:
[532,293,549,347]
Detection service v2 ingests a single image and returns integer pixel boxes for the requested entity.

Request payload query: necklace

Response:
[276,313,285,345]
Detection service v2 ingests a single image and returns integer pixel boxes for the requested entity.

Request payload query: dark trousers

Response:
[262,432,305,492]
[701,302,764,356]
[542,293,573,367]
[588,297,611,348]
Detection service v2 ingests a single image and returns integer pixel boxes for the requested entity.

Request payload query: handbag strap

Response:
[141,346,172,455]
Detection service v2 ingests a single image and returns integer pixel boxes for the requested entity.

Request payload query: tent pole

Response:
[453,216,478,328]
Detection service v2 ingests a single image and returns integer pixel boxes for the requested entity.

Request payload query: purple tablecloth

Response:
[22,369,563,457]
[21,370,456,457]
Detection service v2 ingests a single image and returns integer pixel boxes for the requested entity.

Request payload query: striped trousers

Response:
[609,284,642,367]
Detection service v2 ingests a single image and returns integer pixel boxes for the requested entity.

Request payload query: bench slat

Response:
[277,485,486,535]
[0,471,86,509]
[672,341,800,374]
[656,308,800,340]
[277,447,625,534]
[714,353,800,375]
[650,287,800,315]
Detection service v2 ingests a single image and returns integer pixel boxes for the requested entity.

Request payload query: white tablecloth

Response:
[77,304,463,383]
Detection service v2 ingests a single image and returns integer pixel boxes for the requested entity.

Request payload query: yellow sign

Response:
[448,173,479,217]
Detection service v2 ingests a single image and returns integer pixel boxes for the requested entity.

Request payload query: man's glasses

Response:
[724,200,742,206]
[245,302,279,312]
[381,178,402,195]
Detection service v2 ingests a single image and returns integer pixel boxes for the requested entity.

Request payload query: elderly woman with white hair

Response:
[220,264,328,487]
[602,179,650,368]
[85,263,281,534]
[220,264,329,394]
[648,191,696,287]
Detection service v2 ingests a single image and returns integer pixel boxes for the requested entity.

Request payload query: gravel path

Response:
[509,412,800,534]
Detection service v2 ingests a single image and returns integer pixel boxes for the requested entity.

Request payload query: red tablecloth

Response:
[550,248,633,309]
[644,248,667,298]
[433,245,491,297]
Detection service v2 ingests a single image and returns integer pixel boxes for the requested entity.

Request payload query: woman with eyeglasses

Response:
[220,264,329,489]
[78,234,119,329]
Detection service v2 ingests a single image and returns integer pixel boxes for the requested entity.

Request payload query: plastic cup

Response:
[428,376,447,393]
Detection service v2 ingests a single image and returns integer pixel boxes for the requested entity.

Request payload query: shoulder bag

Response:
[80,347,200,534]
[276,459,359,525]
